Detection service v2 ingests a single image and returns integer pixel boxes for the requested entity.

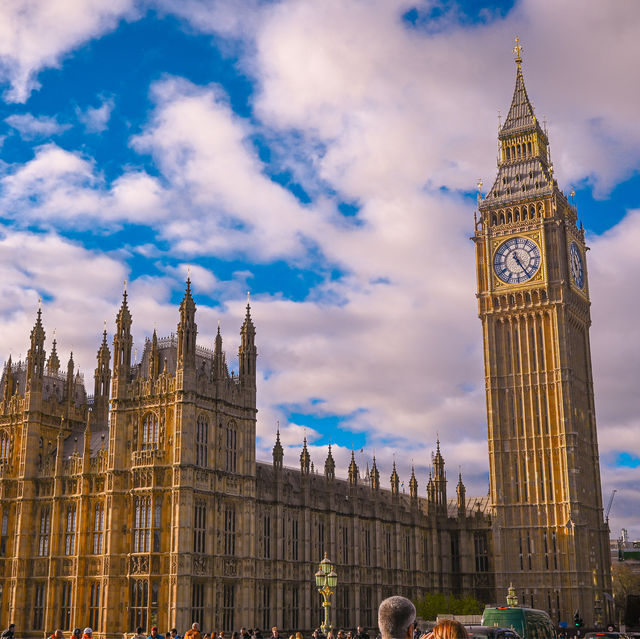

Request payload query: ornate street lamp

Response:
[315,553,338,634]
[506,583,518,608]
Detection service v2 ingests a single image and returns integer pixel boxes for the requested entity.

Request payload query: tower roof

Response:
[501,65,537,135]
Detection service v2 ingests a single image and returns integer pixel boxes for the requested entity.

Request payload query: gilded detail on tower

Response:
[474,39,612,626]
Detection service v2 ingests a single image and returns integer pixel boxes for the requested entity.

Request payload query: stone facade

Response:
[473,45,612,626]
[0,284,493,638]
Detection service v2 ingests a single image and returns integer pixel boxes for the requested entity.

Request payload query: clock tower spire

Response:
[473,39,611,626]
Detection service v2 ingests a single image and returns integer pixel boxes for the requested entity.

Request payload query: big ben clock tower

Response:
[474,39,612,625]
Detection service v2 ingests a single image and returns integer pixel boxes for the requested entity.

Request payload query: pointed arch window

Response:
[196,415,208,467]
[93,502,104,554]
[0,431,8,463]
[225,422,237,473]
[64,505,77,555]
[141,413,159,451]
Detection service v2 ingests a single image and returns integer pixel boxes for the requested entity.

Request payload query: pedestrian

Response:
[241,628,251,639]
[149,627,161,639]
[271,629,280,639]
[165,632,172,639]
[171,629,182,639]
[253,629,263,639]
[218,632,224,639]
[355,628,369,639]
[82,629,93,639]
[72,630,82,639]
[186,625,202,639]
[48,631,63,639]
[430,621,468,639]
[232,632,239,639]
[1,625,15,639]
[134,628,147,639]
[378,596,419,639]
[296,633,303,639]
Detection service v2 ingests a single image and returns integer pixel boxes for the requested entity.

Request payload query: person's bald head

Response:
[378,596,416,639]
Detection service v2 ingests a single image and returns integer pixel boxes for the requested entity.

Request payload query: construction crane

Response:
[605,489,617,525]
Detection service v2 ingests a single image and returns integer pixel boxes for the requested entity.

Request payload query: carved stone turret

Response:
[324,444,335,481]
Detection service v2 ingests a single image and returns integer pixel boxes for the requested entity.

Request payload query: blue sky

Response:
[0,0,638,537]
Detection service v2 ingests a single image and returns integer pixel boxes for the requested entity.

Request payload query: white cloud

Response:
[0,0,137,102]
[76,96,115,133]
[5,113,70,139]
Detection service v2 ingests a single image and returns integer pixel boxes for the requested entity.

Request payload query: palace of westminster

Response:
[0,48,612,636]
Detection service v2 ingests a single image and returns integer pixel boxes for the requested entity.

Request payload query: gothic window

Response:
[222,583,235,631]
[141,413,159,451]
[450,532,460,573]
[262,513,271,559]
[89,582,101,631]
[224,505,236,555]
[530,205,535,218]
[93,503,104,554]
[64,505,77,555]
[363,528,371,566]
[515,209,520,221]
[530,327,537,371]
[552,532,558,569]
[133,496,151,553]
[284,585,299,630]
[361,586,374,628]
[423,535,429,570]
[543,531,549,569]
[539,456,545,501]
[0,431,9,463]
[507,211,513,223]
[0,510,8,556]
[547,456,554,500]
[522,208,528,220]
[505,147,511,160]
[514,461,520,502]
[535,394,541,434]
[129,579,148,631]
[385,529,392,568]
[341,525,349,564]
[492,214,497,225]
[528,142,532,155]
[500,213,505,224]
[191,582,205,628]
[225,422,237,473]
[37,507,51,556]
[153,501,162,553]
[404,534,411,570]
[259,583,271,631]
[316,519,324,559]
[60,582,73,630]
[518,534,524,571]
[505,329,512,374]
[193,502,206,554]
[527,531,532,570]
[474,533,489,572]
[33,583,46,630]
[291,516,299,561]
[196,415,208,467]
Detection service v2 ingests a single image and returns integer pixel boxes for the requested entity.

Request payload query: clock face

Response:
[493,237,541,284]
[570,241,584,289]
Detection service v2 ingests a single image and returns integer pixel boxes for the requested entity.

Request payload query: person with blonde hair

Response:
[430,621,468,639]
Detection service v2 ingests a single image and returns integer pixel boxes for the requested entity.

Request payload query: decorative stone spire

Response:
[239,294,257,389]
[390,461,399,496]
[47,333,60,373]
[348,450,358,486]
[177,277,197,372]
[93,327,111,428]
[212,323,229,380]
[370,456,380,491]
[26,304,46,391]
[148,329,159,380]
[2,355,14,402]
[272,427,283,471]
[65,352,75,405]
[324,444,335,481]
[457,471,466,517]
[300,436,311,475]
[433,439,447,511]
[409,465,418,500]
[427,470,436,505]
[113,285,133,392]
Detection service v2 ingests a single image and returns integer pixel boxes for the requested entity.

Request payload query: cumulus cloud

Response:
[0,0,137,102]
[5,113,71,139]
[76,96,115,133]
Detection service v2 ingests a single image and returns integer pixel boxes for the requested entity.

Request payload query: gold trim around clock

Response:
[490,231,545,290]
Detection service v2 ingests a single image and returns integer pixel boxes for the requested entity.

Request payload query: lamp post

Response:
[315,553,338,635]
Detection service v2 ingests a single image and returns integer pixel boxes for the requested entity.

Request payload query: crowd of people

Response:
[1,595,469,639]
